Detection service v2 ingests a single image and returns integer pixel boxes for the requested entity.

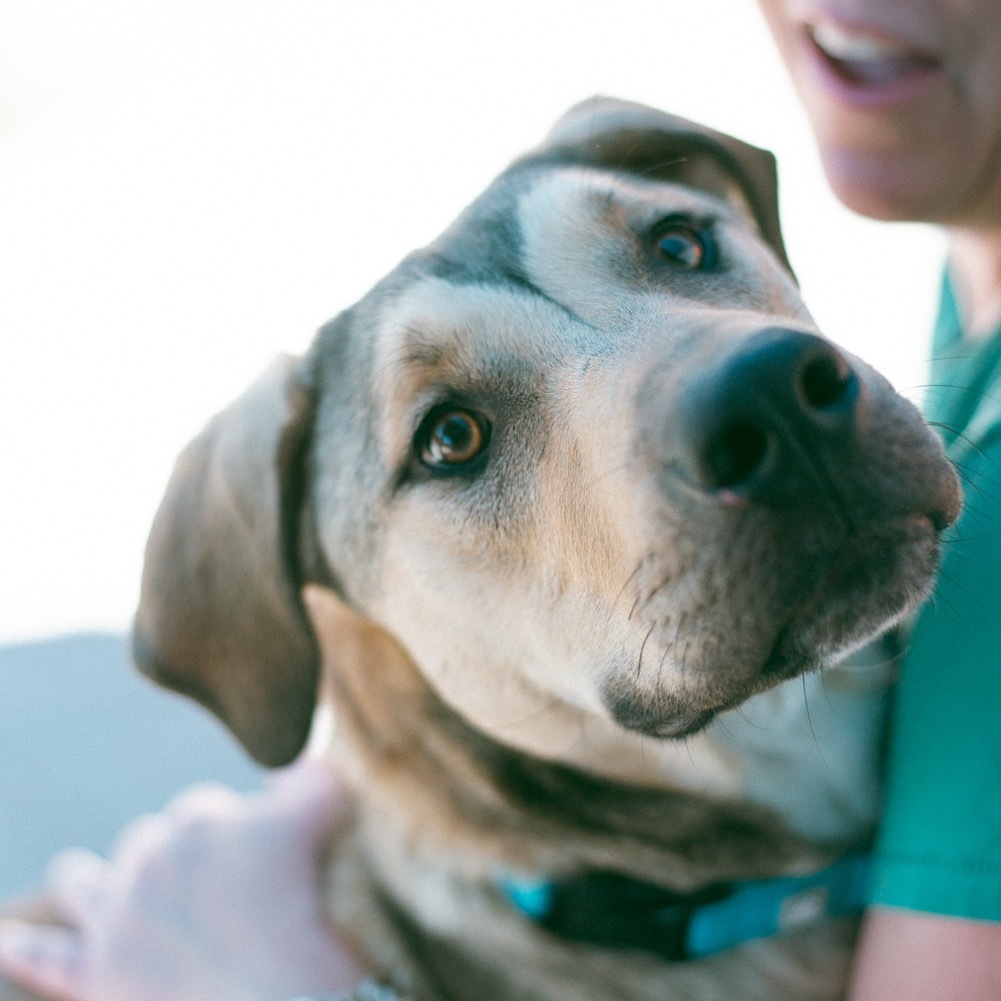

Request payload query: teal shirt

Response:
[869,276,1001,920]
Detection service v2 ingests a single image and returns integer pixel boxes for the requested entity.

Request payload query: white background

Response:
[0,1,945,643]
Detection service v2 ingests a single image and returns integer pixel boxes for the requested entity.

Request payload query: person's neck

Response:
[948,228,1001,341]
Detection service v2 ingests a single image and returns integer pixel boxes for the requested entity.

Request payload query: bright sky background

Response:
[0,1,946,644]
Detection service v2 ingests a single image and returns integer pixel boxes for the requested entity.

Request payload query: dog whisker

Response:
[817,664,835,711]
[654,641,667,694]
[682,733,698,772]
[617,558,649,617]
[715,714,736,741]
[732,703,766,730]
[633,571,675,619]
[657,641,672,675]
[918,380,1001,406]
[636,622,657,682]
[925,420,996,467]
[923,568,965,626]
[801,673,832,775]
[491,693,566,732]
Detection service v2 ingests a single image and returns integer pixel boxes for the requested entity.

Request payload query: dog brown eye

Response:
[421,410,489,468]
[654,223,716,271]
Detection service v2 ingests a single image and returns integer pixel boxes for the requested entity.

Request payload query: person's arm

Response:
[0,758,368,1001]
[849,906,1001,1001]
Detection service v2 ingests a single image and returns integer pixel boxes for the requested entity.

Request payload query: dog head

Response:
[134,98,960,768]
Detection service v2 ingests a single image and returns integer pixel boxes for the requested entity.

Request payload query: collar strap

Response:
[502,853,870,960]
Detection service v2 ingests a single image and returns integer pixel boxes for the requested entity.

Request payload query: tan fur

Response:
[307,587,852,1000]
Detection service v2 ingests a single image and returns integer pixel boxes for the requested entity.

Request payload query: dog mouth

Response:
[607,640,824,742]
[638,707,721,740]
[637,632,828,740]
[608,512,942,741]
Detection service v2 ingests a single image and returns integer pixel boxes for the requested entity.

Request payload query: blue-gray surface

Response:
[0,634,263,900]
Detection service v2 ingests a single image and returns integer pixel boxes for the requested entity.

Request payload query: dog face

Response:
[133,99,961,768]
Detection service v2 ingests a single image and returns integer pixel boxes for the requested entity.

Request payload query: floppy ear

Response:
[537,96,793,276]
[132,356,319,767]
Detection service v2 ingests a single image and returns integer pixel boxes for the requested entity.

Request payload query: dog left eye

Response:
[419,409,491,470]
[653,220,716,271]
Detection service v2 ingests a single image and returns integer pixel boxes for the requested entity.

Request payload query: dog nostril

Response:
[799,351,856,412]
[673,329,861,505]
[704,422,770,489]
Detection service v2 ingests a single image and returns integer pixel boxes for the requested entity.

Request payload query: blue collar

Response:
[502,853,870,960]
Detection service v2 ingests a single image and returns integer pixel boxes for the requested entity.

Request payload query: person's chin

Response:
[819,145,944,222]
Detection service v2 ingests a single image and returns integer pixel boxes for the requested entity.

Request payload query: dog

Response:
[2,98,961,1001]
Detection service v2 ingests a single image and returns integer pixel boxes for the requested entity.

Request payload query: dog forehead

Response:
[371,273,602,379]
[519,166,730,243]
[515,168,756,324]
[367,165,735,362]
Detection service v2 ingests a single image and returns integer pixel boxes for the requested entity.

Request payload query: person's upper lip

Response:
[796,5,942,67]
[808,20,935,64]
[799,13,943,91]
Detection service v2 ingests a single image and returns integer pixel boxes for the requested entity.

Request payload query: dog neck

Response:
[313,605,840,893]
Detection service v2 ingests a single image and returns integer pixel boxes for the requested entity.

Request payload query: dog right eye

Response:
[417,408,492,472]
[651,215,717,271]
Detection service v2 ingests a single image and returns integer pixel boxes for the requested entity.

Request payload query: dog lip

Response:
[613,500,955,741]
[760,644,809,682]
[637,707,721,740]
[910,510,938,535]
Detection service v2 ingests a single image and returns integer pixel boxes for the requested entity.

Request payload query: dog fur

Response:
[2,98,962,1001]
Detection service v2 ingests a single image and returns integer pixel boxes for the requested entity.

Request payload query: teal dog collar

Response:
[503,853,870,960]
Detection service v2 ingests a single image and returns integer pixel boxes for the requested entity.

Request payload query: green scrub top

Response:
[869,275,1001,921]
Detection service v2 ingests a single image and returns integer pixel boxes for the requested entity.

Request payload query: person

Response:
[2,1,1000,998]
[755,2,1001,998]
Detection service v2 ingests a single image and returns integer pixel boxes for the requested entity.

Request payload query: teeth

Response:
[810,23,912,62]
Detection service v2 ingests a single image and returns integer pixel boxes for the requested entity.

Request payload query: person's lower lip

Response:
[802,26,943,110]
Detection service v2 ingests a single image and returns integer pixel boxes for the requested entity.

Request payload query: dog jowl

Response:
[132,99,960,999]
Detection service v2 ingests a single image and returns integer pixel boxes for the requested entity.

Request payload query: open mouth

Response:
[804,21,941,105]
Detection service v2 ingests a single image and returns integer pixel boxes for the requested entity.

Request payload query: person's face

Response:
[757,0,1001,226]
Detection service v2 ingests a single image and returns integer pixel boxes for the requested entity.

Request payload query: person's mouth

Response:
[804,21,942,106]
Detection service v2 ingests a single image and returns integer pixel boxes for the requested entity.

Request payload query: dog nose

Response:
[677,328,859,504]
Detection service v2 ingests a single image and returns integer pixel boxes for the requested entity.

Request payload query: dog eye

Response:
[419,409,491,469]
[653,220,716,271]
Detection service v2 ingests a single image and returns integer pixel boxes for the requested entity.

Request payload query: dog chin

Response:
[603,644,829,740]
[604,690,729,741]
[641,707,721,739]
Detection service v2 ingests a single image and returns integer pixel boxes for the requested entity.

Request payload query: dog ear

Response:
[538,96,793,276]
[132,356,319,767]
